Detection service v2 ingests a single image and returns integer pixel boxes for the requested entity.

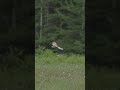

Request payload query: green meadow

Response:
[35,50,85,90]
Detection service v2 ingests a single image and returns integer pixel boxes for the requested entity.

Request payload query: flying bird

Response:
[51,41,63,50]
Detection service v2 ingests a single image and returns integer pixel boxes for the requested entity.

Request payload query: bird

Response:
[51,41,63,50]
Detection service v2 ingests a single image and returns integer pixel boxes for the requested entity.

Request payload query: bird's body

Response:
[51,41,63,50]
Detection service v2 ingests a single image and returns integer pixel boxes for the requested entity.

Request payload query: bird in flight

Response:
[51,41,63,50]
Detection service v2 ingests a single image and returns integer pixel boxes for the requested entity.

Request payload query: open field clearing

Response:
[35,53,85,90]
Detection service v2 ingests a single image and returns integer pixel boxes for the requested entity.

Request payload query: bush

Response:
[0,47,33,71]
[35,46,44,55]
[35,47,85,64]
[42,49,54,57]
[35,47,55,58]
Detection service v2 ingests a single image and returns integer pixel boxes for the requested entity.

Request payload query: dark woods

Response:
[86,0,120,69]
[0,0,34,71]
[35,0,85,55]
[0,0,34,54]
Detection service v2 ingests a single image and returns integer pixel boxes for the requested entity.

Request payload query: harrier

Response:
[51,41,63,50]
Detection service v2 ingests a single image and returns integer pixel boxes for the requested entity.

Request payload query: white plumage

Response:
[51,41,63,50]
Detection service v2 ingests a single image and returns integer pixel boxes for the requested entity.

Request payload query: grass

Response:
[0,49,85,90]
[0,69,34,90]
[35,49,85,64]
[87,67,120,89]
[35,50,85,90]
[0,50,34,90]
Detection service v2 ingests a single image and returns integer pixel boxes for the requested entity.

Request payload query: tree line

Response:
[35,0,85,54]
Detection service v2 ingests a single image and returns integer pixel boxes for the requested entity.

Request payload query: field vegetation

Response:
[35,49,85,90]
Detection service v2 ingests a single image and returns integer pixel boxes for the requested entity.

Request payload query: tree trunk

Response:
[11,0,16,31]
[40,0,43,39]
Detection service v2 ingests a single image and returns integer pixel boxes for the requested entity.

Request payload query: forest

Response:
[35,0,85,90]
[35,0,85,54]
[1,0,120,89]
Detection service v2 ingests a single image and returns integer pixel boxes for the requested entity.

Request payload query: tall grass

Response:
[87,66,120,89]
[0,48,34,90]
[35,49,85,64]
[35,49,85,90]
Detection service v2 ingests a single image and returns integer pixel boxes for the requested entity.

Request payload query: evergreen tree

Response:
[35,0,85,54]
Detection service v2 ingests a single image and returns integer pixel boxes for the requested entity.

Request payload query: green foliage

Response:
[40,49,54,57]
[0,47,34,89]
[35,63,85,90]
[35,0,85,54]
[35,48,85,64]
[35,51,85,90]
[87,66,120,89]
[0,47,33,71]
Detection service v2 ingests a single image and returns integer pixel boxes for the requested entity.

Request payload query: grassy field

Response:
[35,50,85,90]
[0,54,34,90]
[87,66,120,89]
[0,70,34,89]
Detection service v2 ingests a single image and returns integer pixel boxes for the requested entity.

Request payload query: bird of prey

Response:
[51,41,63,50]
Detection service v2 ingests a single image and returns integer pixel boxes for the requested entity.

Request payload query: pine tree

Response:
[35,0,85,54]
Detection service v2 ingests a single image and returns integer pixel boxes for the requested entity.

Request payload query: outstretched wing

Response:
[58,47,63,50]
